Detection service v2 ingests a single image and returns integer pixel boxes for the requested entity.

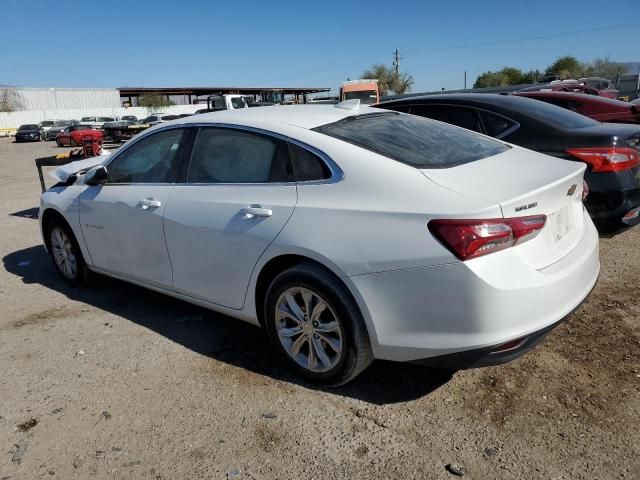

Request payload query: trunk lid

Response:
[421,146,587,269]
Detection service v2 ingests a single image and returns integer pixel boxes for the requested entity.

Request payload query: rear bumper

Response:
[409,293,591,369]
[586,171,640,230]
[348,209,600,364]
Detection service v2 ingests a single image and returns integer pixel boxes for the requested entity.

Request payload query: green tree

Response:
[582,57,625,77]
[521,69,542,84]
[390,71,414,95]
[137,94,175,110]
[545,56,583,79]
[360,64,414,96]
[473,71,509,88]
[498,67,525,85]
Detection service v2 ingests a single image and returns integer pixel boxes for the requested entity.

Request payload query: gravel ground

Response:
[0,137,638,480]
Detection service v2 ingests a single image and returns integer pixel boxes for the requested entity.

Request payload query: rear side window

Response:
[313,112,509,169]
[409,105,482,133]
[187,128,291,183]
[288,143,331,181]
[478,111,517,138]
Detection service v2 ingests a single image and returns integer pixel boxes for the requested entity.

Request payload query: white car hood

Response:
[49,152,112,183]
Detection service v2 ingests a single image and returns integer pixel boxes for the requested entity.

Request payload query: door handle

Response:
[241,206,272,218]
[140,198,162,209]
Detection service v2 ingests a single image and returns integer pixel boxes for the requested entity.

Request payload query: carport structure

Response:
[118,86,331,106]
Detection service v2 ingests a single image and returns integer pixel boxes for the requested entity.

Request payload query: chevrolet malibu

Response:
[39,102,600,385]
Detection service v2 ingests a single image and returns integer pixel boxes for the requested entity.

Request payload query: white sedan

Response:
[39,102,600,385]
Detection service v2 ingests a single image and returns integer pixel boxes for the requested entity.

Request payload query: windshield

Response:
[344,90,378,105]
[54,121,70,126]
[313,112,509,169]
[19,124,39,130]
[40,121,54,127]
[81,117,94,122]
[231,97,247,109]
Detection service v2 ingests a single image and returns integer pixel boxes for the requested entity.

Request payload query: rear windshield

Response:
[313,112,509,169]
[511,97,599,128]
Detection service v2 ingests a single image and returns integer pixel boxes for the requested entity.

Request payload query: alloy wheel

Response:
[274,287,344,373]
[50,227,77,280]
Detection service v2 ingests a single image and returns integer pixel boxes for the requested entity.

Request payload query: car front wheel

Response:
[46,219,90,285]
[264,263,373,386]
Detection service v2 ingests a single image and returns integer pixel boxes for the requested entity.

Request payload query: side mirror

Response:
[85,165,108,186]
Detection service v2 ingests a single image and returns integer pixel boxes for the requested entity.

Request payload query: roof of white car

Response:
[180,103,374,130]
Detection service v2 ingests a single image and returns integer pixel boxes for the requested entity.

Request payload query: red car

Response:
[56,125,103,147]
[514,91,640,124]
[517,80,619,99]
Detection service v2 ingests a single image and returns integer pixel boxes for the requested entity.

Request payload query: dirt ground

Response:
[0,137,638,480]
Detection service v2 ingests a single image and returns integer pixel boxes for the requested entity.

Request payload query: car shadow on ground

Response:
[9,207,39,220]
[3,245,454,405]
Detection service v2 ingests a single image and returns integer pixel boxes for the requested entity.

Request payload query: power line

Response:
[277,21,640,84]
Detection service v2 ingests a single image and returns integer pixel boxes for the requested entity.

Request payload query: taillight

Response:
[428,215,547,261]
[566,147,640,172]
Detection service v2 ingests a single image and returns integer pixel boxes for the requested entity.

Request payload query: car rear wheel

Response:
[46,219,90,286]
[264,263,373,386]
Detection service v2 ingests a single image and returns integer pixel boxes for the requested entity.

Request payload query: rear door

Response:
[78,127,190,287]
[163,126,297,309]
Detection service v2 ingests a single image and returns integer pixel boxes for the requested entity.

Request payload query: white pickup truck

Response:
[194,94,250,114]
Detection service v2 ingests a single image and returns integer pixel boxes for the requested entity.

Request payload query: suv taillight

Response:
[428,215,547,261]
[567,147,640,172]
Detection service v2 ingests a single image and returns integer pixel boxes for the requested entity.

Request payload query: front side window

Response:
[107,128,186,184]
[313,112,509,169]
[187,128,290,183]
[230,97,247,109]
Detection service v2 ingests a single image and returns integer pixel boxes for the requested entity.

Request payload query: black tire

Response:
[264,263,373,386]
[45,217,91,286]
[56,139,63,147]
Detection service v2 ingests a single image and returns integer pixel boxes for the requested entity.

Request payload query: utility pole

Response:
[393,49,401,76]
[464,71,467,90]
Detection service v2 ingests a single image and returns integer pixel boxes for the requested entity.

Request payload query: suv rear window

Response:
[313,112,509,169]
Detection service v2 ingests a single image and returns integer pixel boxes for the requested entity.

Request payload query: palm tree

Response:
[361,64,394,97]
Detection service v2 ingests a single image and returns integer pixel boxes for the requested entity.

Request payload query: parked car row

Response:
[375,93,640,231]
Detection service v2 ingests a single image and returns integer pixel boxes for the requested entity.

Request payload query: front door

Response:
[79,127,189,287]
[163,126,297,309]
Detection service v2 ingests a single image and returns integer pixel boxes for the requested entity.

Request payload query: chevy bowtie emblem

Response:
[567,184,577,196]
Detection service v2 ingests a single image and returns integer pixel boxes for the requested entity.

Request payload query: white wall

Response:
[4,88,121,110]
[0,105,203,129]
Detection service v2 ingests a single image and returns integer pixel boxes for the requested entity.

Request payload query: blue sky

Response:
[1,0,638,95]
